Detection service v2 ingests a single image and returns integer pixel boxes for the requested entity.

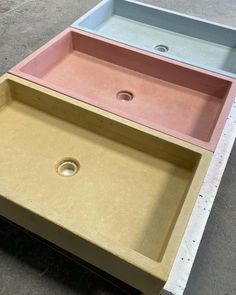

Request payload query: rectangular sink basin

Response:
[72,0,236,79]
[0,74,211,295]
[10,28,236,152]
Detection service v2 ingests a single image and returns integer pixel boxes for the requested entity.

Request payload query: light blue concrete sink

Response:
[72,0,236,78]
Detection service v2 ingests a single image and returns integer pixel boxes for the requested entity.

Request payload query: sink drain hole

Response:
[154,44,169,53]
[56,158,79,177]
[116,91,134,101]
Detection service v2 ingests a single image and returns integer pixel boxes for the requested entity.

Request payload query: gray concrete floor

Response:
[0,0,236,294]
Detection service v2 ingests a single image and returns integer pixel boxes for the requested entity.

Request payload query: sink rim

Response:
[0,74,212,286]
[9,28,236,152]
[72,0,236,79]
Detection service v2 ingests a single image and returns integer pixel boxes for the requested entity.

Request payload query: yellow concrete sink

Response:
[0,74,211,295]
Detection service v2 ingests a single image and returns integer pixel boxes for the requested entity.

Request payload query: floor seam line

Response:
[1,0,34,16]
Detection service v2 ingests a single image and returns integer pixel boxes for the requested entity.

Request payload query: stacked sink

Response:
[1,0,236,294]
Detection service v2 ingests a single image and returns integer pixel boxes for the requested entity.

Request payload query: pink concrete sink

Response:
[10,28,236,151]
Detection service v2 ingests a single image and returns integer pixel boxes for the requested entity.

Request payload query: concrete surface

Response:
[0,0,235,294]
